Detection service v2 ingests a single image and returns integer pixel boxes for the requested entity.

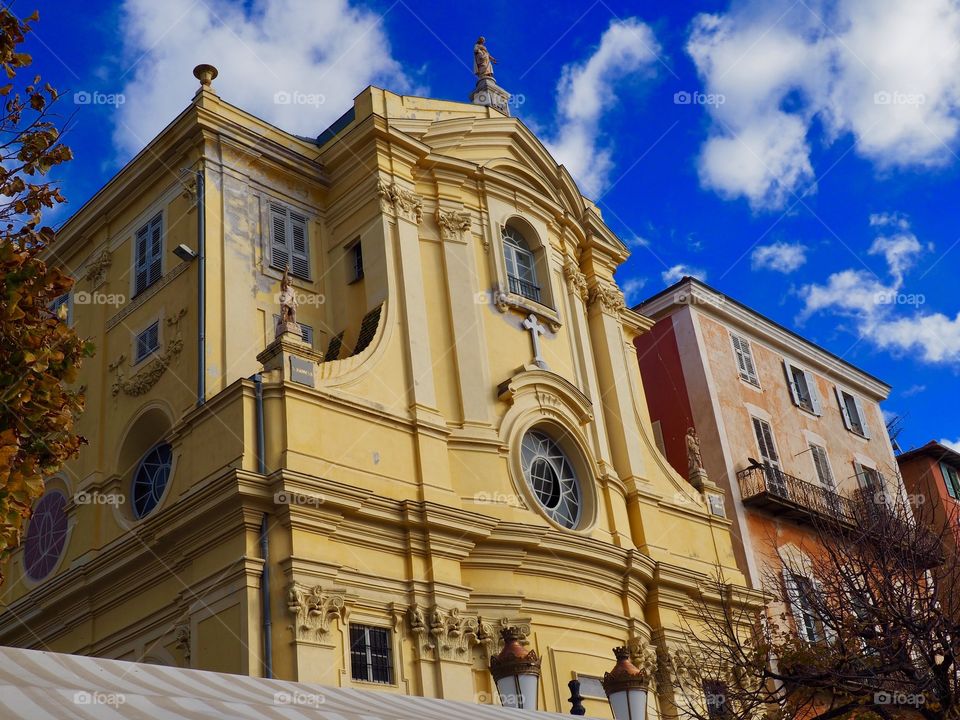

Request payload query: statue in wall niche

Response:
[686,427,704,476]
[473,36,497,80]
[276,267,299,338]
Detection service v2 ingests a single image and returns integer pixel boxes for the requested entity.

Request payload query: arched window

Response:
[520,430,582,529]
[502,226,541,303]
[23,490,68,581]
[132,443,173,519]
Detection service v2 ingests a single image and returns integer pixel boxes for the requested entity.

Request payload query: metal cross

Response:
[522,313,548,370]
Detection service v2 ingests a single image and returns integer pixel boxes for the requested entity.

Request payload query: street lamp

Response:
[489,627,541,710]
[602,646,649,720]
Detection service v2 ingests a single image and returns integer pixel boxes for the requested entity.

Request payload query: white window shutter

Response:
[270,203,290,271]
[836,387,853,430]
[148,213,163,286]
[853,462,866,489]
[731,335,748,375]
[135,225,149,295]
[783,359,800,406]
[806,370,822,415]
[853,395,871,438]
[812,578,835,643]
[782,569,811,642]
[289,211,310,279]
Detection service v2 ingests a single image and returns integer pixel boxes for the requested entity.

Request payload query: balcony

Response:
[507,274,541,303]
[737,465,856,525]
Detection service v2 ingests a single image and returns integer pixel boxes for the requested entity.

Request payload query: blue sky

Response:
[20,0,960,452]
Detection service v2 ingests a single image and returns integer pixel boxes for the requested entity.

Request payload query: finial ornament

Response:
[473,36,497,80]
[193,63,218,89]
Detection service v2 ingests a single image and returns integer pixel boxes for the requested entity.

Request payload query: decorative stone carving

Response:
[563,260,588,301]
[436,209,471,241]
[588,282,626,314]
[275,268,301,338]
[686,427,704,477]
[493,287,510,313]
[287,583,347,641]
[111,309,187,397]
[84,250,112,288]
[174,622,191,663]
[628,637,660,692]
[377,180,423,224]
[406,605,499,661]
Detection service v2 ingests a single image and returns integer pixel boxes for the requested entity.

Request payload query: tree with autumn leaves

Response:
[0,9,90,583]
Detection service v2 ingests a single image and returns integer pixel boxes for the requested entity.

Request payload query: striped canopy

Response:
[0,646,565,719]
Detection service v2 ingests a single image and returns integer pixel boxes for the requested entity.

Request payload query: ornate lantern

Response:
[489,627,541,710]
[602,646,650,720]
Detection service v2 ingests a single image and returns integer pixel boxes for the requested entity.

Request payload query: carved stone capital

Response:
[588,281,625,315]
[84,249,112,288]
[287,583,347,641]
[563,260,588,302]
[378,180,423,224]
[436,209,471,242]
[173,622,191,664]
[406,605,501,662]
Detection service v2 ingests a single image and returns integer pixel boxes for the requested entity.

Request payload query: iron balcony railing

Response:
[507,274,541,303]
[737,465,857,524]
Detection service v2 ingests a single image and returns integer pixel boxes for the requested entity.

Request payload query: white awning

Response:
[0,646,567,719]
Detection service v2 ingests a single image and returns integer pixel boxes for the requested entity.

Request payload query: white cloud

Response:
[547,19,661,197]
[662,264,707,285]
[620,276,648,304]
[114,0,410,156]
[942,438,960,452]
[687,0,960,210]
[901,384,926,397]
[798,213,960,365]
[751,241,807,273]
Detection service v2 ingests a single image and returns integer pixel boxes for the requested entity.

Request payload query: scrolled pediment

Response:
[497,368,593,425]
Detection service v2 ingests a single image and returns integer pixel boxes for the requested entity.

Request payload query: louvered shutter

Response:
[753,417,780,467]
[148,214,162,286]
[812,578,835,643]
[783,359,800,405]
[835,387,853,430]
[290,211,310,279]
[811,445,835,491]
[942,463,960,499]
[782,569,812,642]
[135,225,149,295]
[269,203,290,271]
[853,395,871,438]
[806,370,823,415]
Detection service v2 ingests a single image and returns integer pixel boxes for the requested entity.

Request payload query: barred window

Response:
[349,624,392,684]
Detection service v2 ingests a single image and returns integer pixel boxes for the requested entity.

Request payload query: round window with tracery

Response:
[520,430,582,529]
[23,490,68,581]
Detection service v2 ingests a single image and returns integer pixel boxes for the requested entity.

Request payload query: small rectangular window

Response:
[272,315,313,346]
[942,463,960,500]
[783,570,824,642]
[269,202,310,279]
[836,387,870,438]
[703,680,731,719]
[135,321,160,363]
[730,333,759,386]
[50,293,71,324]
[349,240,364,283]
[855,462,883,492]
[134,213,163,296]
[784,360,821,415]
[349,624,392,684]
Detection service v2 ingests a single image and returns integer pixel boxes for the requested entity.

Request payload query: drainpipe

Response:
[196,168,206,406]
[252,374,272,677]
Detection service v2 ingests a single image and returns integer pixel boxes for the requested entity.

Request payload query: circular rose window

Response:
[23,491,68,581]
[132,443,173,519]
[520,430,582,529]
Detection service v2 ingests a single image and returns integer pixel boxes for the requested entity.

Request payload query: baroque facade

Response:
[0,74,756,716]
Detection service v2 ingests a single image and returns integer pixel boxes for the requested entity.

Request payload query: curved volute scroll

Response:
[497,368,593,431]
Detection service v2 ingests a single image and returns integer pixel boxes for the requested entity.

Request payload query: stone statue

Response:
[685,427,703,476]
[473,36,497,80]
[276,268,299,337]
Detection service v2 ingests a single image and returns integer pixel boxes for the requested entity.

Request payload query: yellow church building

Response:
[0,60,755,717]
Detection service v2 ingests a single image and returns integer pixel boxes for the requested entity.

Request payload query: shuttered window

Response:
[783,570,823,642]
[268,202,310,279]
[784,360,822,415]
[135,321,160,363]
[809,444,835,491]
[836,387,870,438]
[134,213,163,296]
[349,624,392,684]
[942,462,960,500]
[730,333,759,386]
[50,293,71,324]
[752,417,780,468]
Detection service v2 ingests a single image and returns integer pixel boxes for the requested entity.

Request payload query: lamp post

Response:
[602,646,649,720]
[489,627,541,710]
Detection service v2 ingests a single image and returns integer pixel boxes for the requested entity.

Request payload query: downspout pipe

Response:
[252,374,272,677]
[196,168,206,406]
